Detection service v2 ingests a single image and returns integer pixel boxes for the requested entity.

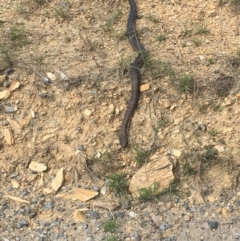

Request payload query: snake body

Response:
[119,0,147,147]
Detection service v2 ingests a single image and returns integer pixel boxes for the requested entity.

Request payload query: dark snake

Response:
[119,0,147,147]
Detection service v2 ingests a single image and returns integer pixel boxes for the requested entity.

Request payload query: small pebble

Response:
[31,197,38,203]
[44,200,54,210]
[78,145,84,151]
[38,92,47,98]
[90,211,100,219]
[116,211,125,218]
[208,220,218,230]
[129,211,136,218]
[160,224,166,231]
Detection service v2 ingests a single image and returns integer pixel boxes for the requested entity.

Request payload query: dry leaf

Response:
[6,195,30,204]
[51,167,64,192]
[56,188,98,202]
[29,161,47,172]
[9,81,20,92]
[0,89,10,100]
[2,128,14,145]
[7,119,21,134]
[72,209,86,223]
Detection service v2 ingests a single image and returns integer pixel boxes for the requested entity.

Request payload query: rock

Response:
[129,211,136,218]
[208,221,218,230]
[129,156,174,198]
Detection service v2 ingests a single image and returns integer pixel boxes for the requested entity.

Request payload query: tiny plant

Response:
[138,182,159,202]
[9,23,29,47]
[33,0,46,6]
[197,27,210,35]
[103,219,117,233]
[206,58,216,66]
[209,128,218,136]
[103,9,122,32]
[203,146,218,165]
[179,74,194,93]
[0,45,13,66]
[237,48,240,57]
[107,173,127,195]
[134,147,150,166]
[80,34,96,51]
[53,7,70,21]
[63,135,71,143]
[156,34,167,42]
[161,181,179,196]
[198,103,208,114]
[147,14,160,23]
[104,237,120,241]
[183,162,195,176]
[192,38,202,47]
[212,102,222,112]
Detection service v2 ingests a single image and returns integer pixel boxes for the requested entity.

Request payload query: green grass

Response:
[9,23,29,47]
[197,27,210,35]
[0,44,13,66]
[147,14,160,23]
[102,9,122,32]
[160,181,179,196]
[107,173,128,195]
[134,147,150,166]
[203,146,218,165]
[32,0,46,5]
[179,74,194,93]
[53,7,70,21]
[206,58,216,66]
[138,182,159,202]
[156,34,167,42]
[192,38,202,47]
[80,34,96,51]
[209,128,218,136]
[183,162,195,176]
[212,102,222,112]
[198,103,208,113]
[104,237,120,241]
[103,219,117,233]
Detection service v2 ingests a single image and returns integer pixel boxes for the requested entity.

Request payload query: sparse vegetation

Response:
[138,182,159,202]
[160,181,179,196]
[53,7,70,21]
[183,162,195,176]
[9,23,29,47]
[156,34,167,42]
[209,128,218,136]
[197,27,210,35]
[0,45,13,66]
[32,0,46,6]
[80,34,96,51]
[147,14,160,23]
[192,38,202,47]
[134,147,150,166]
[212,102,222,112]
[103,219,117,233]
[206,58,216,66]
[107,173,128,195]
[203,146,219,165]
[179,74,194,93]
[104,237,120,241]
[102,9,122,32]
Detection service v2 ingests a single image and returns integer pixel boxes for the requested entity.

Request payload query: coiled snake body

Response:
[119,0,147,147]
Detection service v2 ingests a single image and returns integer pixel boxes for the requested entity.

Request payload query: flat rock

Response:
[129,156,174,198]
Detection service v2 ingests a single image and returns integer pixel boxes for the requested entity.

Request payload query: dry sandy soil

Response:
[0,0,240,240]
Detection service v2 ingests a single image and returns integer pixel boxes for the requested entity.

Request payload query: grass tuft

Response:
[107,173,128,195]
